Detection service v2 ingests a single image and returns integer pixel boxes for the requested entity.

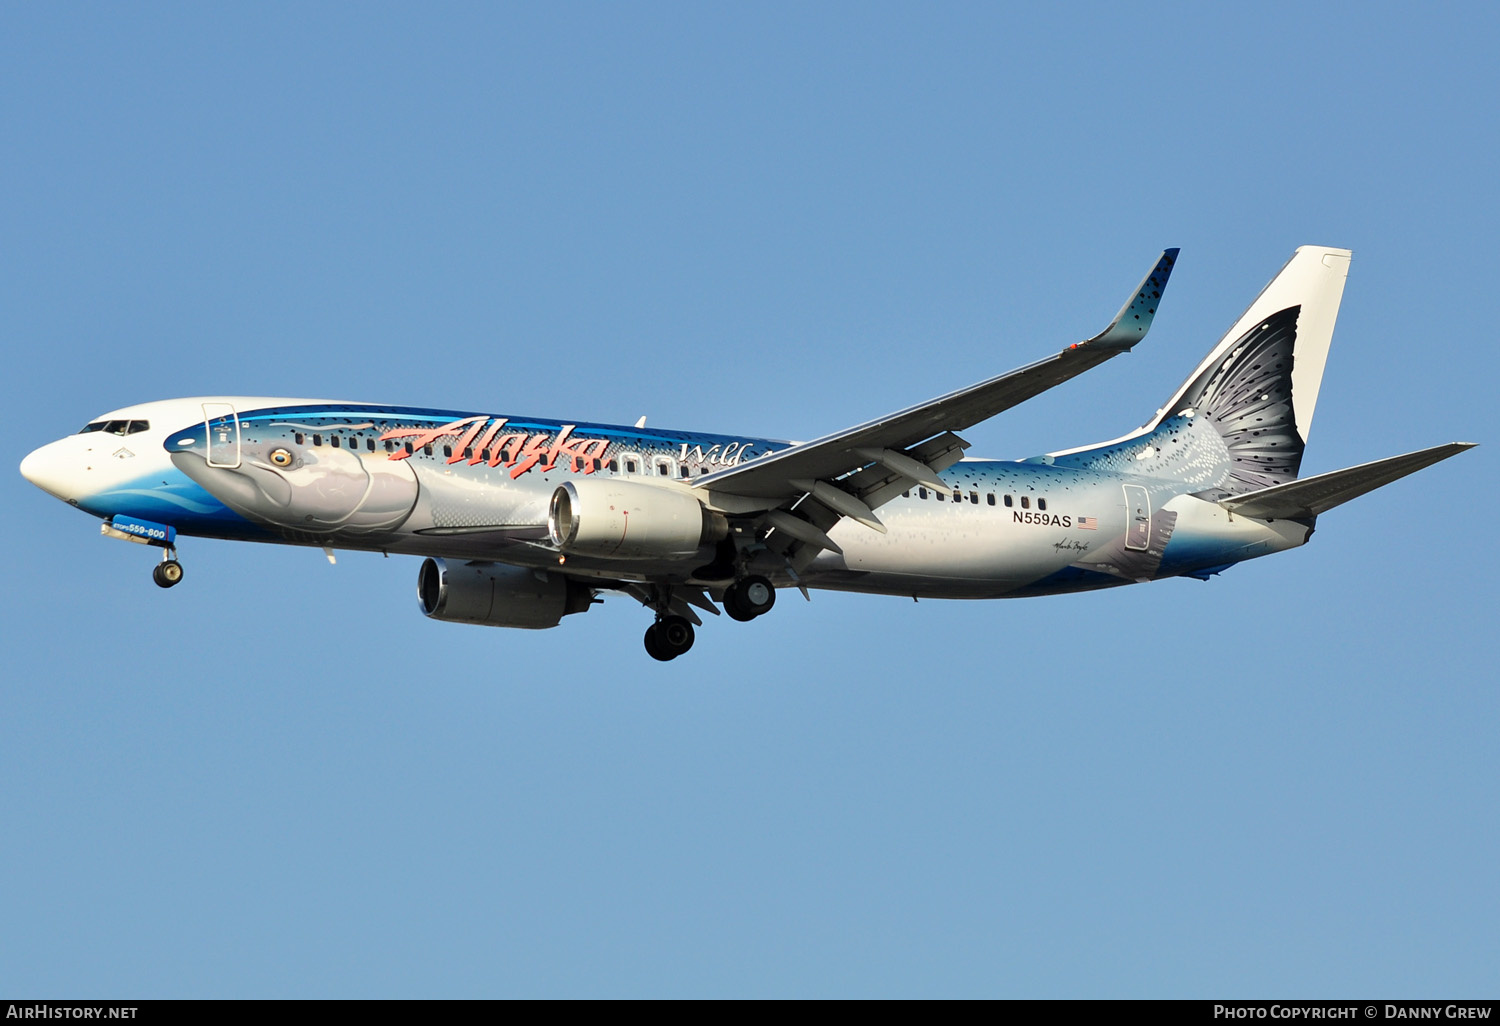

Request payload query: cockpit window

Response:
[80,420,149,436]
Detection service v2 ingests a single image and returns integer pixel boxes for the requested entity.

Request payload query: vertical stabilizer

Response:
[1151,245,1350,448]
[1046,246,1353,498]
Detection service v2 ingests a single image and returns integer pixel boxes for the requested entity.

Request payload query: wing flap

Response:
[835,432,969,512]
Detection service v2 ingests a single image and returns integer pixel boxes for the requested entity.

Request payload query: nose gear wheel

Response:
[152,549,184,589]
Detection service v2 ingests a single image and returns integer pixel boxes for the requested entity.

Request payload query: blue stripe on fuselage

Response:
[81,470,272,541]
[226,404,791,465]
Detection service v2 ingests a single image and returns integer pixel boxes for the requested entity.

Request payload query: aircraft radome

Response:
[20,246,1475,661]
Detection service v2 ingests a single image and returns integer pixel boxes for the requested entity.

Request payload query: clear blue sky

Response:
[2,2,1495,998]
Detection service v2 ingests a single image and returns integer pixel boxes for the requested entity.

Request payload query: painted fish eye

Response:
[269,448,295,468]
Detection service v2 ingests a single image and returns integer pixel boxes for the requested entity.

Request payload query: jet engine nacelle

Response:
[547,479,727,560]
[417,557,592,630]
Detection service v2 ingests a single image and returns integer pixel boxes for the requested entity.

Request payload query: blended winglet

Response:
[1083,248,1179,350]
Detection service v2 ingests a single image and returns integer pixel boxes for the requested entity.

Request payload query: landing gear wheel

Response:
[644,615,695,661]
[739,575,775,616]
[153,560,184,589]
[725,575,775,620]
[724,596,756,622]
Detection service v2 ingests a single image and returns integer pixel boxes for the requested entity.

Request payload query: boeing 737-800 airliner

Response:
[20,246,1474,660]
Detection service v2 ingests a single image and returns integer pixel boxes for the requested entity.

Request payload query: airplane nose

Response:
[20,441,78,501]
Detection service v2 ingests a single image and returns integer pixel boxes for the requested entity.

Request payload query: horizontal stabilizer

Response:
[1218,443,1476,520]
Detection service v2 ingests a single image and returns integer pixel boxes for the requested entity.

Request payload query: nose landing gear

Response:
[99,516,184,589]
[152,549,184,589]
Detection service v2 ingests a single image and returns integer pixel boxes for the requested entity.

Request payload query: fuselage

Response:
[19,396,1313,599]
[22,247,1471,665]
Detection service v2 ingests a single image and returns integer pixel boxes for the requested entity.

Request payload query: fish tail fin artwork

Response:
[1160,244,1352,496]
[1046,246,1354,502]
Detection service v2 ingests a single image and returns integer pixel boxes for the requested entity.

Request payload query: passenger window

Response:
[986,494,995,506]
[625,459,637,473]
[952,491,961,503]
[1021,496,1030,509]
[969,491,978,504]
[442,445,452,458]
[332,436,341,448]
[918,488,927,500]
[423,444,433,456]
[1038,498,1047,511]
[608,459,619,472]
[295,433,305,445]
[1004,494,1012,507]
[367,438,375,452]
[385,439,394,452]
[903,490,910,498]
[313,434,323,446]
[404,442,414,455]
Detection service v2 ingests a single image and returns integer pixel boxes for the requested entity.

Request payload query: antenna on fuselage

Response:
[634,416,647,429]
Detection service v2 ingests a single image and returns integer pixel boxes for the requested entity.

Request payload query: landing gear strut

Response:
[636,575,774,661]
[723,575,775,621]
[644,615,695,661]
[152,549,184,589]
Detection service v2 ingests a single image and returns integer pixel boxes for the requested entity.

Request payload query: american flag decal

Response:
[1076,516,1098,530]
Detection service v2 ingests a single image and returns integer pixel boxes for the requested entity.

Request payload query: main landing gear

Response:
[644,615,695,662]
[152,549,184,589]
[639,574,777,660]
[723,575,775,622]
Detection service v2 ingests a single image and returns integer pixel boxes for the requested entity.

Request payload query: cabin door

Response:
[203,402,241,468]
[1123,484,1151,552]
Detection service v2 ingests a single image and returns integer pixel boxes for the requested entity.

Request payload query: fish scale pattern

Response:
[1175,305,1304,498]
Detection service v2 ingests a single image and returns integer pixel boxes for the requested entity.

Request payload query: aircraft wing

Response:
[695,249,1179,521]
[1218,442,1476,520]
